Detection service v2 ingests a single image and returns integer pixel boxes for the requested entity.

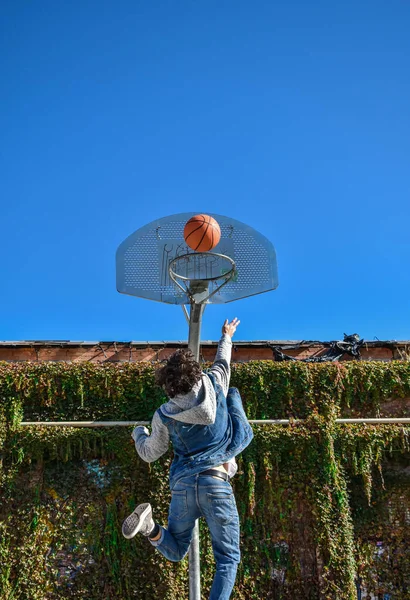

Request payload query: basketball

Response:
[183,214,221,252]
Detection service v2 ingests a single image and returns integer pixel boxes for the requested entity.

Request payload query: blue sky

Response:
[1,1,410,342]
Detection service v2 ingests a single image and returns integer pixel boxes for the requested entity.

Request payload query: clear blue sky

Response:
[1,1,410,342]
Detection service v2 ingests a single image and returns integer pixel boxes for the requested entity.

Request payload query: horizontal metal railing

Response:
[18,418,410,427]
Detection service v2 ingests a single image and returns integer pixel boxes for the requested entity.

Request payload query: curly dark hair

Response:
[155,349,202,398]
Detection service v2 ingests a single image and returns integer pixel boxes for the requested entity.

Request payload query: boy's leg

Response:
[121,499,195,561]
[198,476,240,600]
[150,477,200,562]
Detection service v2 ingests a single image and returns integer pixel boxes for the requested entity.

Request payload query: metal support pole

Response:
[187,301,205,600]
[188,303,205,358]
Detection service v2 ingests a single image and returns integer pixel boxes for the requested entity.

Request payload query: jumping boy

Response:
[122,318,253,600]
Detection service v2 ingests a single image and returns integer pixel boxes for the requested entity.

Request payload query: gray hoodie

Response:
[132,333,237,475]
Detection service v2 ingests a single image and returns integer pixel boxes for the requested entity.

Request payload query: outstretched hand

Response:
[222,318,240,338]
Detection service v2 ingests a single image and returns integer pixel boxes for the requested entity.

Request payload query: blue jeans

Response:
[150,473,240,600]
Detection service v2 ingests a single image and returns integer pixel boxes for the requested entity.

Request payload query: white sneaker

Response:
[122,503,155,539]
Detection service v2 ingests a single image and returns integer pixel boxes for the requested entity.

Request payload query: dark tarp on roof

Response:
[271,333,364,363]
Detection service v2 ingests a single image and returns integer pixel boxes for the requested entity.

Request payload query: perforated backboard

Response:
[116,212,278,304]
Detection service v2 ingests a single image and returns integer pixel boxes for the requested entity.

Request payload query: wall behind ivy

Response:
[0,360,409,599]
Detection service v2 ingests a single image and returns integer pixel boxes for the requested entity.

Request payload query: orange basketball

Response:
[184,214,221,252]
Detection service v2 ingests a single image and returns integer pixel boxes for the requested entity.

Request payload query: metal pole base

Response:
[188,520,201,599]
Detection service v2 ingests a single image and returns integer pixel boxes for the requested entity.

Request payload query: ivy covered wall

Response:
[1,360,409,599]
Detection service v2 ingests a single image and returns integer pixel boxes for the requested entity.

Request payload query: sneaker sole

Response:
[122,503,151,539]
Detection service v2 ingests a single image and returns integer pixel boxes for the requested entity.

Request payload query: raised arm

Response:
[208,318,240,396]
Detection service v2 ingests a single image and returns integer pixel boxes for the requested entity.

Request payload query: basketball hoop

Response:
[168,252,236,304]
[117,212,278,305]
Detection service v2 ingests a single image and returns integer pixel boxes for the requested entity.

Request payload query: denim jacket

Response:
[157,373,253,489]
